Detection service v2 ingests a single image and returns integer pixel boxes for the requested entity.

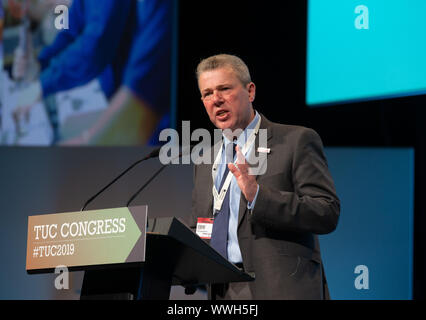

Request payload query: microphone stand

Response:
[81,144,193,212]
[126,164,166,207]
[80,147,161,212]
[125,146,194,207]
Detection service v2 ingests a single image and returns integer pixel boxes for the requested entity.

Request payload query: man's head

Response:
[196,54,256,131]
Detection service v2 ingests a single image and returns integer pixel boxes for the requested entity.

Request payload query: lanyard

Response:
[212,118,261,213]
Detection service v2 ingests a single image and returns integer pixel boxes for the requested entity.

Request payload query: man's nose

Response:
[212,91,224,104]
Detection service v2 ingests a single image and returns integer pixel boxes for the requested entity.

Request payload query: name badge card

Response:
[196,218,214,239]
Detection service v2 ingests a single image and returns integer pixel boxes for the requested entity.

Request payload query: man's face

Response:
[198,67,256,131]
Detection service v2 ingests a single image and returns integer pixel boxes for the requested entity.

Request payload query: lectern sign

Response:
[26,206,147,273]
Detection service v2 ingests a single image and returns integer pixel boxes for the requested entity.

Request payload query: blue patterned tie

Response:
[210,142,236,260]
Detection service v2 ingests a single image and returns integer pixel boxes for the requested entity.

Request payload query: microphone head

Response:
[147,146,162,159]
[150,144,197,160]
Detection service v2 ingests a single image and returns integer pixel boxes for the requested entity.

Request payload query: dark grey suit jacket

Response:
[189,114,340,299]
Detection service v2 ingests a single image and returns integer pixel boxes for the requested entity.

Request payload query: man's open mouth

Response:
[216,110,229,120]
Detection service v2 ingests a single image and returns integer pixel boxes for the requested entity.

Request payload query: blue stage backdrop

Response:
[321,147,414,299]
[0,147,414,299]
[307,0,426,106]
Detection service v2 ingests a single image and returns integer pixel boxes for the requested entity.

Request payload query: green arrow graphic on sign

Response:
[26,206,147,272]
[79,207,144,265]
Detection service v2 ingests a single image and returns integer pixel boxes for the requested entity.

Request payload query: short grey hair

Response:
[196,54,252,86]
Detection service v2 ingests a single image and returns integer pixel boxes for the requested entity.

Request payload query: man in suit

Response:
[189,54,340,299]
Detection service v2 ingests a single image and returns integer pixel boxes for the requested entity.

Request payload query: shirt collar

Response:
[222,110,260,147]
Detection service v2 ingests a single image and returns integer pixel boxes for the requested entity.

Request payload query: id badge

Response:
[196,217,214,239]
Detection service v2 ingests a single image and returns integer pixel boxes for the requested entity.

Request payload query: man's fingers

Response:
[228,163,241,178]
[228,161,251,177]
[231,145,251,175]
[235,145,246,164]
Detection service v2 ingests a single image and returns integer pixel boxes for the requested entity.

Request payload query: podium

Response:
[80,216,254,300]
[26,206,254,300]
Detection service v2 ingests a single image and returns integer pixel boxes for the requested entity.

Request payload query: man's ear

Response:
[247,82,256,102]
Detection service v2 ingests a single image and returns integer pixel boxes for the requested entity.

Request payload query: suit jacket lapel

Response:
[238,113,273,228]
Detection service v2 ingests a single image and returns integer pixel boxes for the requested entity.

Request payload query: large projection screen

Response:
[306,0,426,106]
[1,0,177,146]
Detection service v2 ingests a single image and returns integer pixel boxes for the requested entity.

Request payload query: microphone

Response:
[126,163,166,207]
[81,144,196,211]
[125,144,197,207]
[80,146,162,211]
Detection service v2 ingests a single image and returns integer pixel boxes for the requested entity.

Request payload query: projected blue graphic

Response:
[306,0,426,106]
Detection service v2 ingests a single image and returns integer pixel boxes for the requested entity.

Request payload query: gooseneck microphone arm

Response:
[126,164,166,207]
[125,145,195,207]
[80,146,161,212]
